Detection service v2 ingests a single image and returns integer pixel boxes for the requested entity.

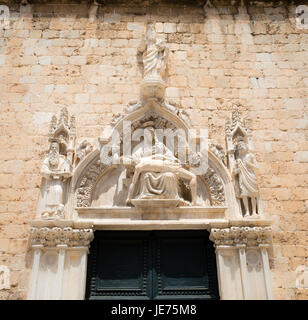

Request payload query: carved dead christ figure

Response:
[126,125,197,206]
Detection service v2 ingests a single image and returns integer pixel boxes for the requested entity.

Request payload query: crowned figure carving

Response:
[38,108,75,219]
[138,22,168,100]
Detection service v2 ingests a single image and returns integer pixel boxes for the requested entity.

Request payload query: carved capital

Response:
[210,226,272,247]
[29,226,94,247]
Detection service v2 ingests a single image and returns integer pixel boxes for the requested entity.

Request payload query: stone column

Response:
[27,244,43,300]
[28,222,94,300]
[56,244,67,299]
[215,245,243,300]
[237,244,250,300]
[210,225,273,300]
[259,244,273,300]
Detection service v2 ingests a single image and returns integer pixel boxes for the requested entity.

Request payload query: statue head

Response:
[146,22,156,43]
[237,140,248,156]
[49,141,60,153]
[48,141,60,168]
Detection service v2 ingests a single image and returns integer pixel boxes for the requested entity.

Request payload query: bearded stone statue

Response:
[40,141,72,219]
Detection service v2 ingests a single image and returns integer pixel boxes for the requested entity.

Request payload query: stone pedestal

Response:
[140,78,166,100]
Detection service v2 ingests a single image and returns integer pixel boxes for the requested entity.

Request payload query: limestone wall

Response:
[0,0,307,299]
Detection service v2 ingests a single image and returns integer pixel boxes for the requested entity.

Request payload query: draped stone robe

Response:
[40,156,71,214]
[235,153,259,198]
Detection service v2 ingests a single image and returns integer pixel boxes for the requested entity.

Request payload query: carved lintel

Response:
[29,226,94,248]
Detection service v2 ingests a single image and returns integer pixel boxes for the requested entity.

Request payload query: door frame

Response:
[85,229,220,300]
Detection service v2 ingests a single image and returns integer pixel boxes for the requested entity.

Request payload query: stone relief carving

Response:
[123,99,191,128]
[124,123,197,207]
[125,100,143,114]
[204,167,225,206]
[0,265,10,290]
[76,140,93,164]
[76,158,106,207]
[226,107,262,218]
[246,249,262,272]
[210,143,226,164]
[41,251,58,271]
[111,112,124,127]
[210,226,272,247]
[29,226,94,247]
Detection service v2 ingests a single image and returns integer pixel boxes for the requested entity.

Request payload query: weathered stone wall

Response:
[0,0,307,299]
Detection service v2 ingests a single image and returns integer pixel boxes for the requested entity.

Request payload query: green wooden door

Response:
[86,230,219,300]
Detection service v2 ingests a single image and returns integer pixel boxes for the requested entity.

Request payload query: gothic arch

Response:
[70,100,238,219]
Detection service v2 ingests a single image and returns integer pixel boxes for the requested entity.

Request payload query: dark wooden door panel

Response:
[86,231,151,300]
[86,230,219,300]
[152,230,218,300]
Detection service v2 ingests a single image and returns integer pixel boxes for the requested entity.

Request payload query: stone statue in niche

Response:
[138,22,168,99]
[124,122,197,207]
[232,139,259,217]
[40,140,72,219]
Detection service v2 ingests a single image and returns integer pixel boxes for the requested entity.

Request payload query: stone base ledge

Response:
[74,218,228,231]
[76,206,227,220]
[30,219,93,229]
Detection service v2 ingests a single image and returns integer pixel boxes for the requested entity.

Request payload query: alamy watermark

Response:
[100,122,209,175]
[296,5,308,30]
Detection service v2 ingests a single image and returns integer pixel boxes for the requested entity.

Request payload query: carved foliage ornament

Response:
[76,157,106,207]
[29,226,94,247]
[203,167,225,206]
[209,226,272,247]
